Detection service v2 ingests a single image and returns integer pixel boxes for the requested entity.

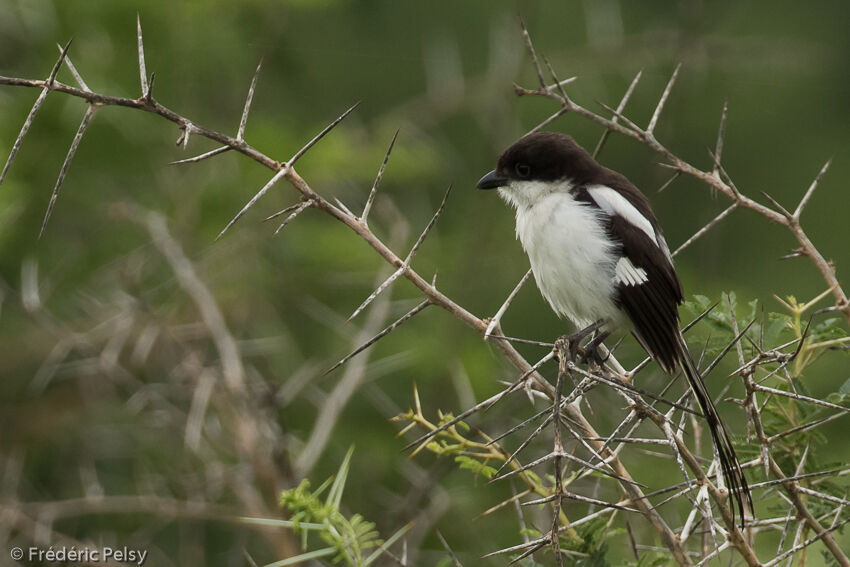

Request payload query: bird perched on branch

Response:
[477,131,752,527]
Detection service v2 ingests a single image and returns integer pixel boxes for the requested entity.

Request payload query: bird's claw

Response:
[554,320,608,366]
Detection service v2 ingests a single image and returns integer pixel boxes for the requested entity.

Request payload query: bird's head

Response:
[477,132,597,208]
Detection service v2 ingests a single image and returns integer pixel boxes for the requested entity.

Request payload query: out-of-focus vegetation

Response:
[1,1,849,565]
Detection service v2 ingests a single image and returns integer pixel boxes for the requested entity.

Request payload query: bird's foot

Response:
[554,320,607,364]
[581,330,611,367]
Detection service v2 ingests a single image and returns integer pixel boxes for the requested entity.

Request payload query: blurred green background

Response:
[1,1,849,565]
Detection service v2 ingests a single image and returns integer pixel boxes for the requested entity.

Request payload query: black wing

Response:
[574,180,753,526]
[573,181,684,370]
[608,214,683,372]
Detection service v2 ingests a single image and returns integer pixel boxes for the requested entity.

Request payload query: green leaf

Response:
[262,547,336,567]
[362,522,413,566]
[239,516,324,530]
[455,455,497,479]
[764,312,793,347]
[327,445,354,509]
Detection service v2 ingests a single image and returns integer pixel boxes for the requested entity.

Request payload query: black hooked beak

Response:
[476,170,508,190]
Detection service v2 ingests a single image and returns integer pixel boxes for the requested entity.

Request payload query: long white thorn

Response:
[136,13,148,95]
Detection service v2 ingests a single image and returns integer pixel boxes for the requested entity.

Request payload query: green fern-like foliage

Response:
[274,447,410,567]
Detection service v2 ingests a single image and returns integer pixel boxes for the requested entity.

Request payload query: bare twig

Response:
[170,146,231,165]
[273,200,312,235]
[0,40,71,186]
[348,267,405,322]
[646,63,681,135]
[39,104,97,237]
[217,167,289,240]
[672,203,737,257]
[349,185,451,321]
[436,531,464,567]
[288,102,360,167]
[712,100,728,177]
[403,352,555,453]
[594,69,642,158]
[657,170,681,193]
[136,14,148,96]
[485,269,533,340]
[325,300,430,376]
[238,59,263,141]
[793,158,832,221]
[171,59,265,166]
[405,184,452,261]
[361,130,399,226]
[59,46,90,92]
[518,18,546,90]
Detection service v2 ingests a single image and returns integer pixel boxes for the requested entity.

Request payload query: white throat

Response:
[497,179,567,211]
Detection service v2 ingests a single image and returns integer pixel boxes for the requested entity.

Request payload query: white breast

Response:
[499,180,623,327]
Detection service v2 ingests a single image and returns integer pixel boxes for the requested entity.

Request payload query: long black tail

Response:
[676,331,752,528]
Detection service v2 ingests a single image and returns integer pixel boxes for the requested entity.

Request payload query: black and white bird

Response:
[477,131,752,526]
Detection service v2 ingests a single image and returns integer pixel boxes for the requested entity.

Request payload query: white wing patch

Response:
[587,185,658,246]
[615,256,648,286]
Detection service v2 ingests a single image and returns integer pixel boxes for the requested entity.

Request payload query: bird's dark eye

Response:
[515,163,531,178]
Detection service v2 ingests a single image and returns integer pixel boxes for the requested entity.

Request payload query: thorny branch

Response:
[1,19,848,567]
